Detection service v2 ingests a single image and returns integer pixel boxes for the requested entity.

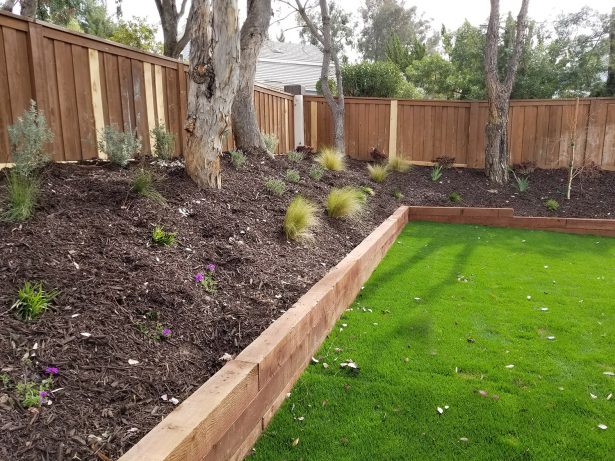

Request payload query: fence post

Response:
[310,101,318,148]
[284,85,305,148]
[388,100,398,158]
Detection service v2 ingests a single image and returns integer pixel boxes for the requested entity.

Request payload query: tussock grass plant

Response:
[3,171,40,222]
[387,157,411,172]
[326,187,365,218]
[316,147,346,171]
[283,196,319,240]
[367,163,389,183]
[262,132,279,157]
[132,168,166,205]
[11,281,60,321]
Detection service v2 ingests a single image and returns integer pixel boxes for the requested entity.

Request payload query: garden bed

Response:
[0,152,614,461]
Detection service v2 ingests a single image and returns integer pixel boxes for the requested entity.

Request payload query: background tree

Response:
[606,8,615,96]
[484,0,529,184]
[109,17,162,53]
[385,34,425,73]
[184,0,240,188]
[154,0,194,58]
[342,61,404,98]
[231,0,272,152]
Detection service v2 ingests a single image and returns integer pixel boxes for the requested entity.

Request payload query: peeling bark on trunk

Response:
[1,0,18,12]
[231,0,272,151]
[155,0,195,58]
[20,0,36,17]
[184,0,240,189]
[484,0,529,184]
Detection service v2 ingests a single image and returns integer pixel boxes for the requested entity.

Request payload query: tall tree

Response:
[294,0,345,153]
[604,7,615,96]
[484,0,529,184]
[184,0,240,188]
[154,0,194,58]
[231,0,272,152]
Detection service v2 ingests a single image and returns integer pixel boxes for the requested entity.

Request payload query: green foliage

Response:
[449,191,462,203]
[16,378,52,408]
[2,171,40,222]
[387,157,411,172]
[262,132,279,157]
[393,189,404,200]
[98,125,141,167]
[229,150,247,169]
[35,0,116,38]
[367,163,389,183]
[8,101,54,177]
[545,199,560,211]
[316,147,346,171]
[11,281,60,321]
[109,17,162,53]
[151,225,176,246]
[342,61,405,98]
[361,186,375,197]
[285,169,300,183]
[516,176,530,192]
[283,196,319,241]
[151,124,175,160]
[264,178,286,196]
[326,187,365,219]
[132,168,166,205]
[405,53,457,99]
[385,35,426,73]
[431,165,443,182]
[287,150,305,163]
[308,164,325,181]
[315,78,338,97]
[0,373,10,388]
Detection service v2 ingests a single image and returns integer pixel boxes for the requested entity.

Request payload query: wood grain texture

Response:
[142,62,156,153]
[88,49,105,158]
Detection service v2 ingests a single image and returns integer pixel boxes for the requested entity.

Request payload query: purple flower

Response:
[162,328,172,337]
[45,367,58,375]
[195,273,204,283]
[206,263,216,272]
[39,390,49,403]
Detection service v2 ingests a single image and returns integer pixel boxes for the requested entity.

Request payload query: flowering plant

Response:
[195,264,217,294]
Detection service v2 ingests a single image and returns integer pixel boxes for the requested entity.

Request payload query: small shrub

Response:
[434,155,455,169]
[229,149,246,169]
[195,263,217,294]
[98,125,141,167]
[326,187,365,218]
[367,163,389,183]
[369,146,387,162]
[264,178,286,196]
[516,176,529,192]
[393,190,404,200]
[361,186,375,197]
[513,161,536,175]
[132,168,166,205]
[8,100,54,177]
[286,169,300,183]
[262,132,279,156]
[2,171,40,222]
[296,145,316,156]
[16,378,53,408]
[316,147,346,171]
[308,164,324,181]
[151,124,175,160]
[11,281,60,321]
[151,225,176,246]
[388,157,411,173]
[0,373,10,388]
[283,196,319,240]
[449,192,462,203]
[545,199,560,211]
[431,165,443,182]
[287,150,304,162]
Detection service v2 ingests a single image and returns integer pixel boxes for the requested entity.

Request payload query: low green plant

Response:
[308,164,324,181]
[283,196,319,240]
[545,199,560,211]
[2,171,40,222]
[449,192,462,203]
[387,157,411,173]
[132,168,166,205]
[151,225,176,246]
[0,373,11,388]
[367,163,389,183]
[516,175,529,192]
[8,100,54,177]
[431,165,443,182]
[286,169,300,183]
[16,377,53,408]
[326,187,365,218]
[151,124,175,160]
[98,125,141,167]
[361,186,375,197]
[287,150,304,162]
[264,178,286,196]
[316,147,346,171]
[195,264,217,294]
[393,190,404,199]
[229,150,246,169]
[262,132,279,156]
[11,281,60,321]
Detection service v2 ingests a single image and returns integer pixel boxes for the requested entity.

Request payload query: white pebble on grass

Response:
[598,424,608,430]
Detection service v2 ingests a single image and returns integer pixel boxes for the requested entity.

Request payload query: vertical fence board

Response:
[103,53,122,128]
[586,100,608,166]
[0,26,12,161]
[131,59,149,154]
[54,41,80,161]
[72,44,96,159]
[602,103,615,168]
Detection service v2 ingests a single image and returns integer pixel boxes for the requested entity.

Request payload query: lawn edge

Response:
[119,206,410,461]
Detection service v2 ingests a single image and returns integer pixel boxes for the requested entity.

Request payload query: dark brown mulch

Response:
[0,153,613,461]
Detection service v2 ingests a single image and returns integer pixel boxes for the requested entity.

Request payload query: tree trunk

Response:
[184,0,240,189]
[606,7,615,96]
[20,0,37,17]
[155,0,194,59]
[1,0,18,12]
[231,0,272,151]
[485,99,509,184]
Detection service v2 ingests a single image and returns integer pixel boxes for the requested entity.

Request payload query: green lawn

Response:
[251,222,615,461]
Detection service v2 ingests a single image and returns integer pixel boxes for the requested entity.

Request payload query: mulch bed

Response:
[0,152,613,461]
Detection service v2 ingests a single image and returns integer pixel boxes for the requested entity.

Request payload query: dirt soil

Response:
[0,152,613,461]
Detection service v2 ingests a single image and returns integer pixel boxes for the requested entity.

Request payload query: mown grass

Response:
[252,222,615,460]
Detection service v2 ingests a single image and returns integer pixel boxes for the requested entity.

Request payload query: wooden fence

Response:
[303,96,615,170]
[0,10,294,164]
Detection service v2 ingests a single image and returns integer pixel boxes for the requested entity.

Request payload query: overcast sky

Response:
[112,0,612,51]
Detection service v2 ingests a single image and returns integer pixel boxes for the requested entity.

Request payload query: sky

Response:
[112,0,612,54]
